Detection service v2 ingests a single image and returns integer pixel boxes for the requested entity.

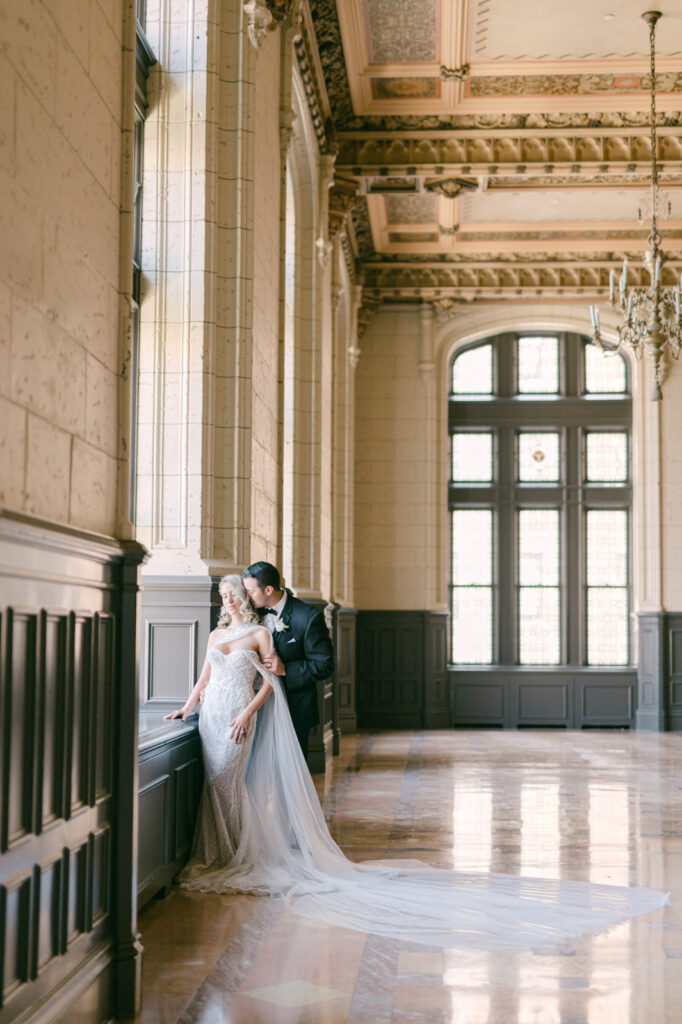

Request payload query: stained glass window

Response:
[584,344,627,393]
[518,510,560,664]
[585,432,628,482]
[452,432,493,482]
[586,510,628,664]
[518,432,560,482]
[517,336,559,393]
[452,344,492,395]
[451,509,493,663]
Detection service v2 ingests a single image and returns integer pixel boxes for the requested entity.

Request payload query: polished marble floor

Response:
[128,730,682,1023]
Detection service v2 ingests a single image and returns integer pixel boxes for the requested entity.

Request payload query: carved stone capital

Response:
[316,237,333,268]
[266,0,303,24]
[329,174,360,242]
[280,108,297,162]
[348,345,361,369]
[425,176,478,199]
[243,0,273,50]
[417,360,435,381]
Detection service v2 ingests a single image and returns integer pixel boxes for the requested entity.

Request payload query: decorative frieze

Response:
[336,131,682,176]
[359,260,682,302]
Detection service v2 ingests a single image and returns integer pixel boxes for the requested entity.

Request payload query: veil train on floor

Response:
[179,642,668,952]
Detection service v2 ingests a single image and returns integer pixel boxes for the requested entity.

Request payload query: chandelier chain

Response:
[648,14,659,249]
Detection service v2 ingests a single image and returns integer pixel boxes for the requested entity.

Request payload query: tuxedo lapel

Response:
[273,592,294,652]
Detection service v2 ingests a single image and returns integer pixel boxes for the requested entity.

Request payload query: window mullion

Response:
[497,426,516,665]
[565,425,583,665]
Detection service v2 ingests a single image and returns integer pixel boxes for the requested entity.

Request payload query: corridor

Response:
[129,730,682,1023]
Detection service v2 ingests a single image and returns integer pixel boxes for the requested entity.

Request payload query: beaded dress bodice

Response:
[178,628,261,883]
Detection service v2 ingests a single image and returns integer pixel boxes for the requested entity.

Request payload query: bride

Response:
[165,575,668,952]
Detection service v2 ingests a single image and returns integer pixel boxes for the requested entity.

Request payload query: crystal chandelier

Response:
[589,11,682,401]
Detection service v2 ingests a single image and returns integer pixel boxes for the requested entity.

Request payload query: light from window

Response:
[452,432,493,482]
[518,336,559,393]
[584,344,627,393]
[452,344,492,395]
[518,509,560,664]
[518,432,560,482]
[586,510,628,665]
[451,509,493,663]
[585,432,628,482]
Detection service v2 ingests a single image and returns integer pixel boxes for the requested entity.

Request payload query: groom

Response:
[242,561,334,760]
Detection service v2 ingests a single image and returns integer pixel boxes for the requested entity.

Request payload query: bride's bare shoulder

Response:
[207,626,228,647]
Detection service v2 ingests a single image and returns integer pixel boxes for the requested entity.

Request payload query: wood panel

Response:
[357,612,449,728]
[451,668,637,728]
[0,511,146,1023]
[334,607,357,737]
[137,730,202,910]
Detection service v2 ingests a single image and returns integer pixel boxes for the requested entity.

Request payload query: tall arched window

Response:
[449,332,632,727]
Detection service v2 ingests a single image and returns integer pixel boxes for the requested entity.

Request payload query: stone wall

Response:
[0,0,127,537]
[250,27,281,564]
[354,307,437,610]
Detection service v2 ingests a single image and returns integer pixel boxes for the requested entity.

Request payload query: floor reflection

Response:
[129,730,682,1024]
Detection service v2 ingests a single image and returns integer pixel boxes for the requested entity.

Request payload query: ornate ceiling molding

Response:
[336,131,682,177]
[308,0,355,125]
[361,259,682,304]
[335,111,682,132]
[424,176,478,198]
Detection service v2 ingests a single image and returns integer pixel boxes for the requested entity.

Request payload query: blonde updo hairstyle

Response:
[217,574,259,629]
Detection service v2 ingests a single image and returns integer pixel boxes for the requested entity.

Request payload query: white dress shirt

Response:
[262,592,287,633]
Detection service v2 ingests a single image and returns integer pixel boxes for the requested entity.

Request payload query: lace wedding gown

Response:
[178,625,668,951]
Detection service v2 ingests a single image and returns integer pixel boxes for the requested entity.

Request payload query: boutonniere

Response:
[274,619,289,634]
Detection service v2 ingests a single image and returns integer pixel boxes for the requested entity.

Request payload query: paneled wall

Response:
[0,512,145,1023]
[356,612,449,729]
[137,721,202,909]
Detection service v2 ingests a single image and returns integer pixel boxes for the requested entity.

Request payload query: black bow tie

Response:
[260,608,275,617]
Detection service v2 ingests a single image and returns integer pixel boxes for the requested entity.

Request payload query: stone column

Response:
[418,304,437,611]
[136,0,258,710]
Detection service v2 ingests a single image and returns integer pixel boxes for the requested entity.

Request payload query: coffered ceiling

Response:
[307,0,682,310]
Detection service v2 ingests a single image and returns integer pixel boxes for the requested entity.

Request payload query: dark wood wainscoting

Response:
[637,612,682,731]
[306,601,335,775]
[0,511,146,1024]
[137,718,202,909]
[335,607,357,740]
[450,667,636,729]
[356,611,449,729]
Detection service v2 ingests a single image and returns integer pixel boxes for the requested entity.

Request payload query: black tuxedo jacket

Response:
[270,593,334,739]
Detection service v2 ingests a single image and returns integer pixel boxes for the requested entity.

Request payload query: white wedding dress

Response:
[178,624,668,951]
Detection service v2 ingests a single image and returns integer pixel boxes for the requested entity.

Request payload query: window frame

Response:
[448,331,632,668]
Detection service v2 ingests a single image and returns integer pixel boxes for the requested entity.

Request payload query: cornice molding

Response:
[336,131,682,177]
[293,3,333,152]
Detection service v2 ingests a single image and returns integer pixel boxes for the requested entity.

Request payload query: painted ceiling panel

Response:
[386,195,438,224]
[459,188,682,224]
[365,0,439,63]
[472,0,682,60]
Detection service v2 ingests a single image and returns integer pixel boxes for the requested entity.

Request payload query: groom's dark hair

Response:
[243,561,281,590]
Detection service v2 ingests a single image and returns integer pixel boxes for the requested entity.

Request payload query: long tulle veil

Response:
[183,631,668,952]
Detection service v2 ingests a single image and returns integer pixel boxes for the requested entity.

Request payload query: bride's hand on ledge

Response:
[164,707,190,722]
